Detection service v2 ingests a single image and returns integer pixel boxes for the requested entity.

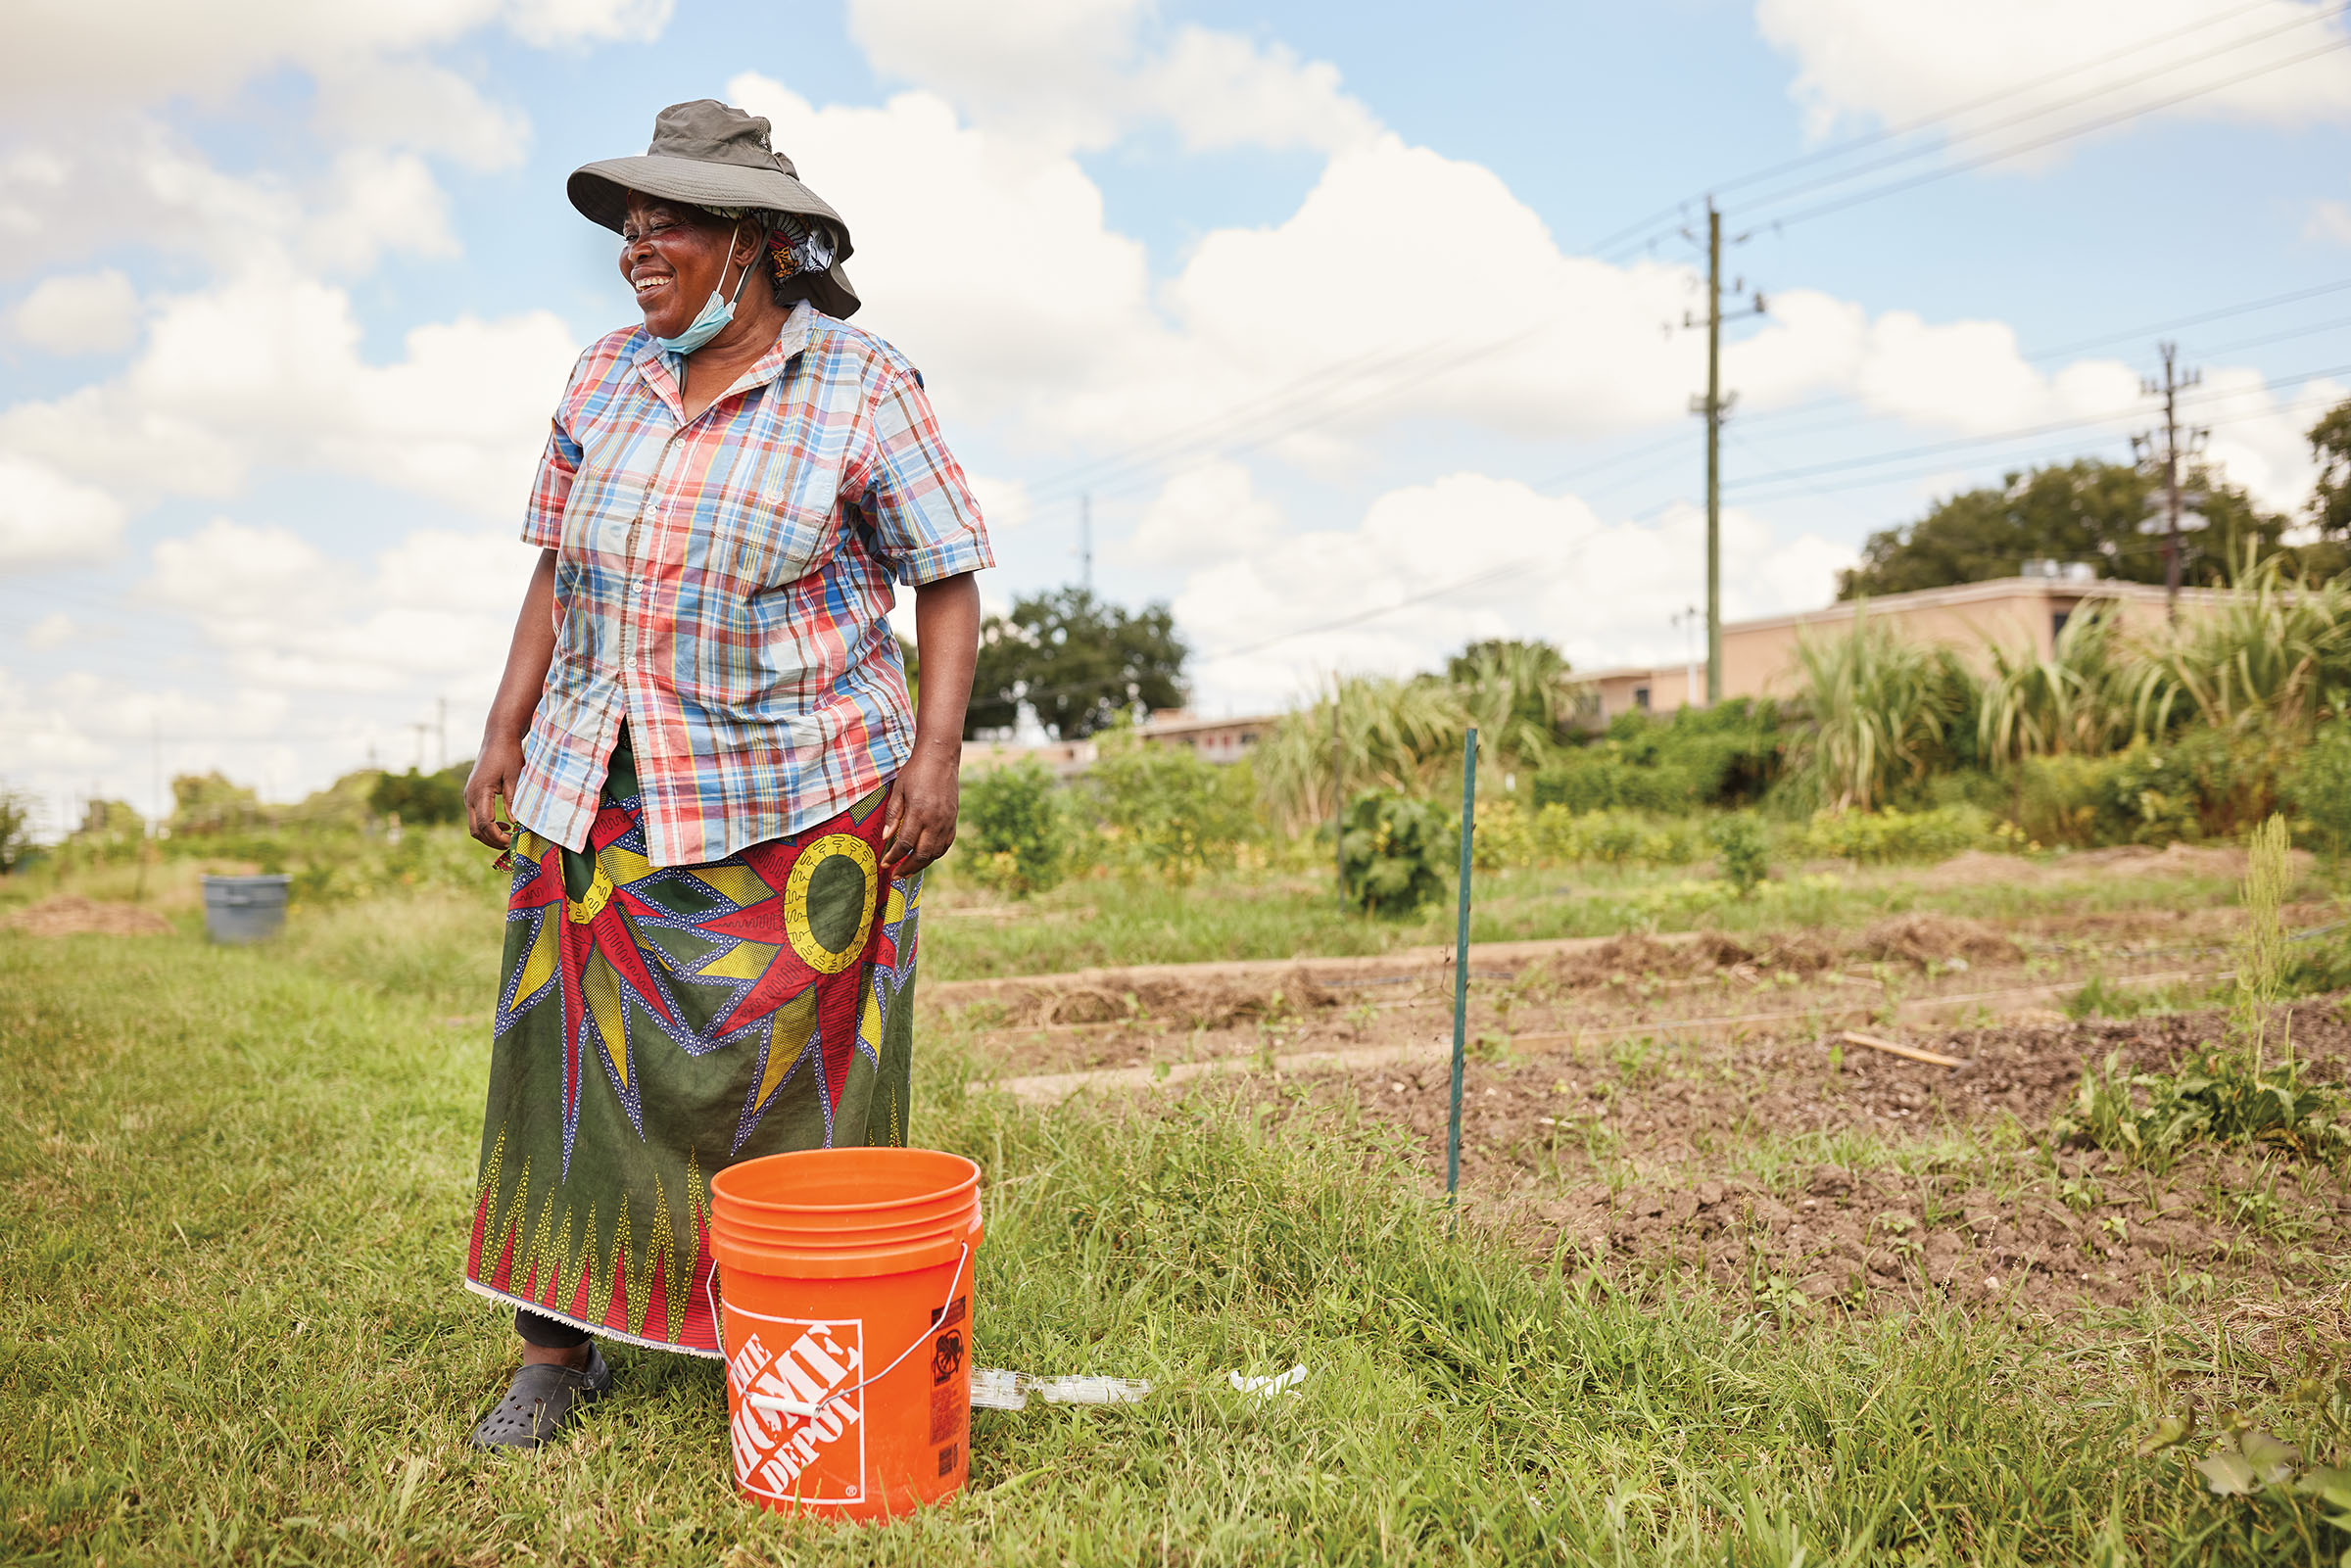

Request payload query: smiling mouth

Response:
[633,275,671,297]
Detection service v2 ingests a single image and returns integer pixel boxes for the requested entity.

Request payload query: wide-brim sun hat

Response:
[569,99,861,319]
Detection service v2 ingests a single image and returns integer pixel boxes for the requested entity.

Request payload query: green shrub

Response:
[1534,700,1789,815]
[2011,730,2289,847]
[1706,812,1769,897]
[369,765,466,827]
[1083,734,1256,883]
[1796,804,1990,863]
[956,760,1069,896]
[1340,792,1454,916]
[2287,718,2351,853]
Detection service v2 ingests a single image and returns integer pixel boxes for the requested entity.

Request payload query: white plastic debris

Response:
[970,1368,1153,1410]
[1229,1363,1308,1400]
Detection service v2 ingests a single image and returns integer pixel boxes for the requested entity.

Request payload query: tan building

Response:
[958,709,1275,775]
[1582,572,2225,722]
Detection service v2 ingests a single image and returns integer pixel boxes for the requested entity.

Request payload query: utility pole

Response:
[2132,342,2206,621]
[1683,199,1764,705]
[436,696,449,772]
[1079,492,1093,596]
[150,716,163,835]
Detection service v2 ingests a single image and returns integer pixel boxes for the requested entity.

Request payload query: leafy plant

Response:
[1789,608,1978,811]
[2289,718,2351,854]
[2050,1048,2351,1169]
[955,759,1070,897]
[2131,549,2351,738]
[1083,729,1256,884]
[1706,812,1769,898]
[1339,791,1454,916]
[1977,602,2135,765]
[1796,804,1989,863]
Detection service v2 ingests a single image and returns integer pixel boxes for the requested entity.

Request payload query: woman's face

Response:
[617,194,745,340]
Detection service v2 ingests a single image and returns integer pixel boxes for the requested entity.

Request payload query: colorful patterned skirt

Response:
[462,734,921,1357]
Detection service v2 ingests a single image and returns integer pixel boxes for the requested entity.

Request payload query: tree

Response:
[0,787,31,874]
[2309,398,2351,574]
[1838,458,2284,598]
[965,588,1187,740]
[169,772,264,834]
[370,764,468,826]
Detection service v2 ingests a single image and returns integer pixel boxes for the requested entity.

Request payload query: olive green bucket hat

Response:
[569,99,860,319]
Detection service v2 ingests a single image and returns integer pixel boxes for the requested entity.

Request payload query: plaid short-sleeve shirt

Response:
[509,303,993,868]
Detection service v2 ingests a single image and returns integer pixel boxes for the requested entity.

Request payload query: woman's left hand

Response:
[882,750,960,877]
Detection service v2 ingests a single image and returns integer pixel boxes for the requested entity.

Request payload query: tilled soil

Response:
[1289,1000,2351,1318]
[948,904,2300,1079]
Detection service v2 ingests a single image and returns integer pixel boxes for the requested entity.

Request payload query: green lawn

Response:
[5,892,2346,1564]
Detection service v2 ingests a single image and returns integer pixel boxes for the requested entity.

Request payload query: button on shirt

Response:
[509,303,993,868]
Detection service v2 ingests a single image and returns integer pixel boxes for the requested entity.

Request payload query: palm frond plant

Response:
[1789,607,1978,812]
[1977,602,2135,766]
[2130,549,2351,737]
[1254,673,1469,832]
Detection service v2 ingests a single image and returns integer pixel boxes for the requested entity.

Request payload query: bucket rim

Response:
[710,1147,981,1218]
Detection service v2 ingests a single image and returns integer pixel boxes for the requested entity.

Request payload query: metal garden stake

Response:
[1447,727,1477,1206]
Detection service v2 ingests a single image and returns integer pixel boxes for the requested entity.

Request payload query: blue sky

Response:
[4,0,2349,831]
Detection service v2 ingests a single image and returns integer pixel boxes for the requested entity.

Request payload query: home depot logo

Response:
[726,1316,866,1504]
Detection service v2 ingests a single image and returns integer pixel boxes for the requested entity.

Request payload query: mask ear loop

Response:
[722,221,756,309]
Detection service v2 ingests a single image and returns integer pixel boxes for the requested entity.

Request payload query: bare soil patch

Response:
[1283,999,2351,1319]
[947,902,2295,1082]
[1920,842,2314,890]
[3,897,174,937]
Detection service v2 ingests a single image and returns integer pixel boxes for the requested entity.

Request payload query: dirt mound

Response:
[1854,913,2019,969]
[3,897,173,937]
[991,971,1339,1029]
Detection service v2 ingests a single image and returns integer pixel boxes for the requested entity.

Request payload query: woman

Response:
[459,100,989,1449]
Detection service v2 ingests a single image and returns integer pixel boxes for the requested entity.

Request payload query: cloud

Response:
[12,269,139,354]
[1172,471,1854,711]
[845,0,1378,154]
[312,59,533,173]
[1128,460,1283,566]
[2307,198,2351,247]
[139,516,534,693]
[1756,0,2351,144]
[0,0,670,119]
[0,261,578,521]
[0,452,128,570]
[0,120,465,279]
[23,612,75,651]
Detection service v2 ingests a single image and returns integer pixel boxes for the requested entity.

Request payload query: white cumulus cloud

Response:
[0,452,128,570]
[12,269,140,354]
[1756,0,2351,144]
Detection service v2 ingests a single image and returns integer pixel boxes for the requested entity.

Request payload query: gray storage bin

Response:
[202,874,291,944]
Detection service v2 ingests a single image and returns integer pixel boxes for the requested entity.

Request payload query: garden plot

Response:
[944,901,2316,1088]
[1272,998,2351,1321]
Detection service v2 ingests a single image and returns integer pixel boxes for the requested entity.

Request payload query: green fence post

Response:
[1447,727,1477,1207]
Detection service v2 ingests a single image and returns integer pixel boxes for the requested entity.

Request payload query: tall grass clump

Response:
[2132,552,2351,736]
[1977,603,2135,764]
[1256,651,1590,831]
[1789,606,1978,811]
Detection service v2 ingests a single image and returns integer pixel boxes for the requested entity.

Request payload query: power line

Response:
[1750,34,2351,235]
[1582,0,2292,257]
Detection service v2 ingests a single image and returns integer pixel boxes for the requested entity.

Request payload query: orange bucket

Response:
[707,1147,983,1521]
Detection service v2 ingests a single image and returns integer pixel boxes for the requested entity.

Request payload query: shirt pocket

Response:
[686,489,841,716]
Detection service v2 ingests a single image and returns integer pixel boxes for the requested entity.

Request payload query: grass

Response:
[7,892,2351,1564]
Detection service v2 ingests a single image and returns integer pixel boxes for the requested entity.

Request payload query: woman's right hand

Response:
[466,736,527,850]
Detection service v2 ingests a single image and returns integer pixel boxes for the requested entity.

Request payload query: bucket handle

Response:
[710,1241,971,1422]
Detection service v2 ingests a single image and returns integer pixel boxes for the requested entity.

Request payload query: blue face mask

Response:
[656,224,753,356]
